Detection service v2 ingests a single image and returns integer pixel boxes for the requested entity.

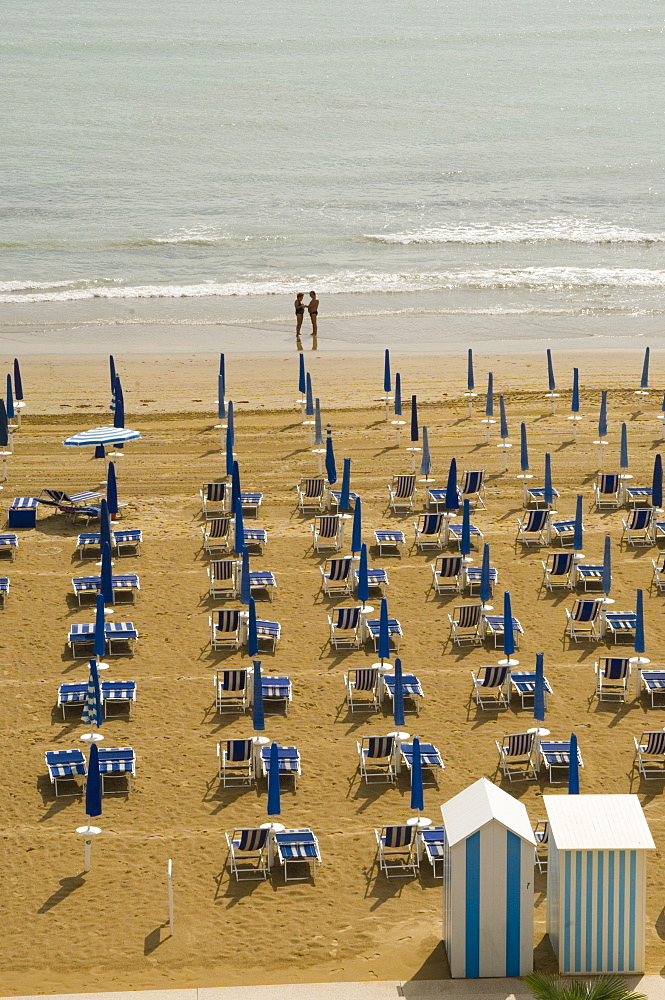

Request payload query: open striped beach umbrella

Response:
[547,349,555,392]
[240,547,251,605]
[383,349,391,394]
[573,494,584,553]
[357,543,369,607]
[252,660,265,732]
[248,597,258,658]
[652,454,662,509]
[392,656,405,727]
[568,734,580,794]
[641,346,650,388]
[267,741,281,816]
[485,373,494,416]
[520,422,529,472]
[534,653,546,723]
[351,497,362,554]
[64,427,141,448]
[106,462,118,519]
[445,458,459,512]
[410,736,424,812]
[305,373,314,416]
[325,425,337,485]
[298,353,306,396]
[467,349,474,393]
[378,597,390,663]
[85,742,102,819]
[410,395,418,442]
[420,427,431,478]
[314,398,323,445]
[602,535,611,598]
[13,359,23,401]
[234,499,244,555]
[82,658,103,740]
[339,458,351,511]
[620,423,628,469]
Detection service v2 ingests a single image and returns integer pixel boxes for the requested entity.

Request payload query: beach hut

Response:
[440,777,535,978]
[544,794,655,975]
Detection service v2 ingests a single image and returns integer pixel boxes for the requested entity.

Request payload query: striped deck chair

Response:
[533,820,549,873]
[510,670,553,710]
[240,491,263,518]
[375,824,418,877]
[365,615,403,652]
[496,732,537,781]
[248,570,277,601]
[639,670,665,708]
[447,520,484,552]
[217,738,255,786]
[565,598,603,641]
[226,827,269,880]
[651,553,665,592]
[208,559,239,599]
[594,657,631,701]
[524,484,560,510]
[425,488,450,513]
[274,829,322,882]
[45,749,87,797]
[633,730,665,780]
[625,485,653,509]
[0,534,19,561]
[200,481,227,518]
[594,473,621,510]
[388,474,417,513]
[38,489,103,519]
[422,827,445,878]
[57,682,87,719]
[0,577,10,608]
[622,507,654,546]
[574,562,604,591]
[209,609,242,651]
[242,526,268,554]
[311,514,344,552]
[261,675,292,713]
[296,477,327,513]
[483,614,524,649]
[549,516,581,548]
[355,566,389,595]
[539,739,584,783]
[357,735,395,783]
[320,557,352,597]
[260,744,301,788]
[382,673,423,714]
[344,668,379,713]
[202,516,232,555]
[604,610,637,644]
[541,552,574,589]
[414,513,446,551]
[328,606,363,649]
[448,603,483,646]
[96,746,136,794]
[374,528,406,557]
[471,665,510,710]
[516,509,550,546]
[459,470,487,510]
[465,564,498,596]
[400,742,444,786]
[214,668,248,712]
[113,529,142,556]
[101,680,136,717]
[255,618,281,652]
[431,555,463,595]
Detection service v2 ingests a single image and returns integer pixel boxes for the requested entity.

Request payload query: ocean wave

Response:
[139,226,286,246]
[363,219,665,245]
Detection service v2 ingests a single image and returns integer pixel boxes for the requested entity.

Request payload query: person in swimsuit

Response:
[308,290,319,336]
[295,292,305,337]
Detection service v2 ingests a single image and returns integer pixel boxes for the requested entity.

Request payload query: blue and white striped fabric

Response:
[64,426,141,446]
[437,556,463,578]
[551,518,575,536]
[510,671,553,698]
[571,600,602,623]
[626,486,652,503]
[353,669,377,692]
[448,523,482,539]
[73,574,139,593]
[221,670,247,692]
[524,509,550,531]
[461,471,484,496]
[400,742,442,770]
[365,736,393,759]
[476,666,508,688]
[256,619,280,639]
[365,617,402,637]
[540,740,582,767]
[215,610,240,633]
[604,612,637,636]
[598,474,619,494]
[327,558,351,581]
[317,516,339,538]
[549,552,574,576]
[420,514,443,535]
[576,564,602,582]
[383,825,413,848]
[394,475,415,499]
[243,528,268,545]
[236,828,268,852]
[599,657,630,680]
[422,827,445,857]
[334,607,360,630]
[363,568,388,586]
[455,604,483,629]
[426,489,451,507]
[10,497,37,509]
[261,676,291,699]
[374,530,405,544]
[275,830,320,859]
[205,482,226,502]
[641,731,665,755]
[641,671,665,697]
[261,745,300,771]
[224,739,253,762]
[101,680,136,701]
[527,486,560,503]
[383,674,422,698]
[329,490,360,507]
[97,747,135,773]
[69,622,138,642]
[248,571,276,590]
[58,682,87,704]
[505,732,534,757]
[0,578,10,593]
[45,749,86,778]
[483,616,524,636]
[81,661,102,728]
[0,534,18,548]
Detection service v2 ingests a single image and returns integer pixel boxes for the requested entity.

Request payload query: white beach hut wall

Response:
[440,777,536,978]
[544,794,655,975]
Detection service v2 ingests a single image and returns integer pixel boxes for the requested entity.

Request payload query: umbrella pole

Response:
[76,825,102,873]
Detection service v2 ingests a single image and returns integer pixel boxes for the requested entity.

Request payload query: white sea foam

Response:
[146,226,285,245]
[364,219,665,245]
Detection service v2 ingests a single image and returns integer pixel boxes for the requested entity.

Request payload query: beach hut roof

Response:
[440,777,535,847]
[544,795,655,851]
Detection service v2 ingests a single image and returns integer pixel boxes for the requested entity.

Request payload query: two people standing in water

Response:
[295,291,319,346]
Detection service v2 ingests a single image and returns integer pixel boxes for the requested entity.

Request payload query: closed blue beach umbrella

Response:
[520,422,529,472]
[267,741,281,817]
[252,660,265,732]
[225,422,234,477]
[13,359,23,401]
[544,453,553,507]
[234,499,244,555]
[383,349,391,394]
[546,349,556,392]
[219,353,225,394]
[94,594,106,661]
[641,346,650,389]
[305,372,314,416]
[620,423,629,469]
[573,494,584,553]
[652,454,662,509]
[445,458,459,512]
[351,497,362,554]
[534,653,546,723]
[100,542,114,607]
[503,591,515,660]
[240,547,251,605]
[314,398,323,445]
[568,734,580,794]
[231,461,241,513]
[226,399,235,449]
[392,656,405,727]
[106,462,118,518]
[100,499,112,554]
[113,376,124,429]
[0,401,7,448]
[357,543,369,605]
[602,535,611,597]
[410,395,418,442]
[109,355,116,396]
[6,375,15,421]
[467,349,474,393]
[85,742,102,820]
[460,498,471,558]
[82,658,103,733]
[340,458,351,511]
[485,373,494,416]
[420,426,431,477]
[394,373,402,415]
[410,736,424,812]
[598,390,608,439]
[218,375,226,420]
[298,352,306,395]
[378,596,390,662]
[325,425,337,485]
[635,589,645,656]
[571,368,580,413]
[248,596,258,658]
[479,543,491,605]
[499,395,508,439]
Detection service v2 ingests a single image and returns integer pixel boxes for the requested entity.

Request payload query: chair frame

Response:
[375,825,418,878]
[226,828,270,881]
[217,738,255,786]
[633,731,665,780]
[594,657,631,702]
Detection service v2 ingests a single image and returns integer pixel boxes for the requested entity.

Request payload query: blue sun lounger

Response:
[603,611,638,644]
[0,577,9,607]
[72,574,140,604]
[465,564,498,596]
[260,744,301,788]
[97,746,136,794]
[400,742,444,786]
[57,680,136,718]
[447,521,484,551]
[0,534,19,561]
[240,492,264,517]
[483,614,524,649]
[242,526,268,553]
[422,827,446,878]
[256,618,281,651]
[261,675,292,713]
[355,566,389,594]
[374,529,406,557]
[382,673,423,714]
[274,829,322,882]
[639,670,665,707]
[76,529,142,558]
[248,570,277,601]
[539,739,584,783]
[510,670,553,709]
[68,622,139,656]
[365,615,403,651]
[45,748,87,796]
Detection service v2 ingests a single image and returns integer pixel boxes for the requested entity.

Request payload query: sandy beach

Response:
[1,345,665,996]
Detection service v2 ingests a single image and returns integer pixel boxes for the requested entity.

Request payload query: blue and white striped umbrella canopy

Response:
[64,426,141,447]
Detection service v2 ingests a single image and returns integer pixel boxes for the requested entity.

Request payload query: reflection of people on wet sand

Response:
[294,292,305,337]
[311,335,318,351]
[308,290,319,336]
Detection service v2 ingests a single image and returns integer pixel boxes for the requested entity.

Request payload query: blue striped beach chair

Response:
[0,576,9,607]
[633,730,665,780]
[541,552,575,590]
[320,557,353,597]
[516,509,550,546]
[344,667,379,713]
[448,603,483,646]
[373,528,406,558]
[241,526,268,554]
[625,485,653,509]
[459,470,487,510]
[594,657,631,701]
[447,520,484,552]
[67,622,139,657]
[496,732,537,781]
[465,564,498,596]
[240,491,263,518]
[112,529,142,556]
[274,829,322,882]
[375,824,418,877]
[207,559,239,599]
[483,614,524,649]
[471,665,511,710]
[45,749,87,796]
[365,614,403,652]
[38,489,103,521]
[422,827,445,878]
[510,670,553,710]
[355,566,389,595]
[226,827,269,880]
[209,609,242,651]
[328,606,363,649]
[565,598,603,641]
[574,562,604,591]
[622,507,654,546]
[311,514,343,552]
[539,739,583,783]
[639,669,665,708]
[202,516,233,555]
[248,569,277,601]
[414,513,446,551]
[0,534,19,561]
[255,617,281,651]
[533,820,549,873]
[357,735,395,783]
[431,555,464,595]
[214,668,248,713]
[217,738,255,786]
[260,744,301,788]
[604,610,638,644]
[382,673,423,715]
[388,474,417,513]
[57,682,88,719]
[651,552,665,591]
[524,483,560,510]
[296,477,327,513]
[594,473,621,510]
[72,574,140,605]
[96,746,136,794]
[101,679,136,717]
[400,742,444,786]
[549,516,581,547]
[261,675,292,714]
[200,481,228,518]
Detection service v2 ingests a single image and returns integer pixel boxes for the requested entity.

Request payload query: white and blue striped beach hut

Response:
[544,795,655,975]
[440,777,535,978]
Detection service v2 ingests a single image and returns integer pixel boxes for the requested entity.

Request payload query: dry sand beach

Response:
[1,347,665,996]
